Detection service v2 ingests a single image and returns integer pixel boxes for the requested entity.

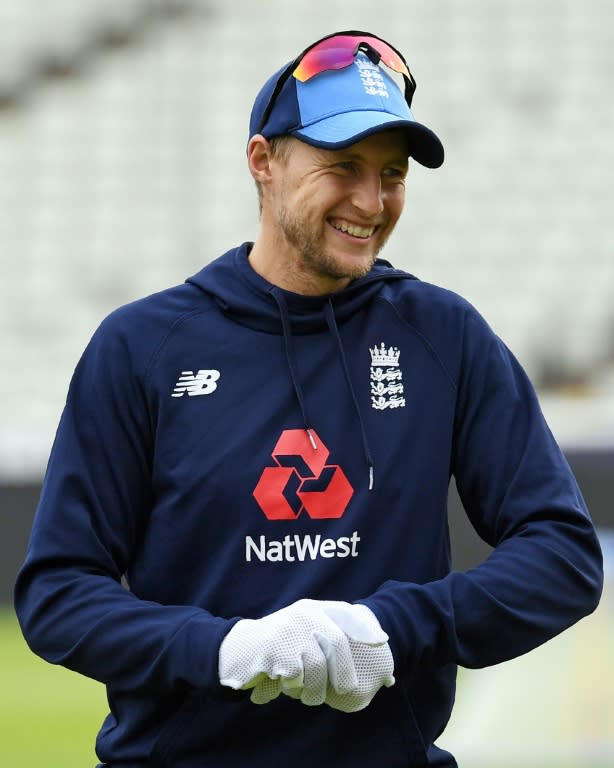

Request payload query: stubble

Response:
[277,205,383,286]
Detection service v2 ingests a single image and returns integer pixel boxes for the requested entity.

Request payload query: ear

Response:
[247,135,274,185]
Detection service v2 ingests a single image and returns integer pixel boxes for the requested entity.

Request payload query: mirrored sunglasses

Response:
[256,30,417,136]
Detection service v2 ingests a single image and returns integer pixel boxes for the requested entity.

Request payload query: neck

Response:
[248,235,351,297]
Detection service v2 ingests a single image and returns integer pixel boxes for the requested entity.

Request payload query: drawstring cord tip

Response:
[306,428,318,450]
[368,465,374,491]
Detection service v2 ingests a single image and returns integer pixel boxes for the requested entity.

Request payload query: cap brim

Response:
[293,110,444,169]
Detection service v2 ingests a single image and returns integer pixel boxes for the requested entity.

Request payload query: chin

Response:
[330,251,377,281]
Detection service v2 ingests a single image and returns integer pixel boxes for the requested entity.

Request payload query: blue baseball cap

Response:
[249,50,444,168]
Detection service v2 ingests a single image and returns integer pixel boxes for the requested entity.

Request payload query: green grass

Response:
[0,608,107,767]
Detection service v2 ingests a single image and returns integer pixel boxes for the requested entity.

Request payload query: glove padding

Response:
[219,599,394,712]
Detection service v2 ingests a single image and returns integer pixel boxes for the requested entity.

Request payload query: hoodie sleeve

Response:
[360,305,604,674]
[14,309,236,695]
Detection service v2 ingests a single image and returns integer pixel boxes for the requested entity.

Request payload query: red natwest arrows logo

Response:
[253,429,354,520]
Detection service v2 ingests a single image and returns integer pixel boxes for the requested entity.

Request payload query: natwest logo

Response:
[253,429,354,520]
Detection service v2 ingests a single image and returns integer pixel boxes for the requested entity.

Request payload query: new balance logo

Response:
[171,370,220,397]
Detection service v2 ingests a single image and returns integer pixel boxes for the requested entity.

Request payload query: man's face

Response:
[264,129,409,294]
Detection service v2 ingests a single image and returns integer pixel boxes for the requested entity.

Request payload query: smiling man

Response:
[15,30,603,768]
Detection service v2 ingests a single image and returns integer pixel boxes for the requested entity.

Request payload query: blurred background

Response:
[0,1,612,766]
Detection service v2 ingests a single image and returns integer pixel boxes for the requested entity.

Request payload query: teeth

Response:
[332,220,375,239]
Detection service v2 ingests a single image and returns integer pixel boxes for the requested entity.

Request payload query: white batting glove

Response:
[218,599,394,712]
[219,598,357,706]
[253,601,395,711]
[317,601,395,713]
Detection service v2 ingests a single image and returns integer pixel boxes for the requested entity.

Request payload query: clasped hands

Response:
[218,598,394,713]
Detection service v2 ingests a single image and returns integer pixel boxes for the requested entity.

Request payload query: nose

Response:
[350,171,384,217]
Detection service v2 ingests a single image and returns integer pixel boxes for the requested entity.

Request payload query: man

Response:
[14,30,603,767]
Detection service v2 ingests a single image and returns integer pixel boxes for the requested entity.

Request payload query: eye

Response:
[382,166,407,181]
[334,161,355,172]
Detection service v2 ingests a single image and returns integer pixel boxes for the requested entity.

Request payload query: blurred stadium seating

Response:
[0,0,613,478]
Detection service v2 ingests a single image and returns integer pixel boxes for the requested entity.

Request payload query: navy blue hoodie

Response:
[15,243,603,767]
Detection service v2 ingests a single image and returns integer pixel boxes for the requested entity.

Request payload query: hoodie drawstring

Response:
[271,288,317,450]
[270,287,375,490]
[325,299,375,491]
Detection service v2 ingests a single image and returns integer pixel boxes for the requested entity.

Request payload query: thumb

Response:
[313,630,358,694]
[319,601,388,645]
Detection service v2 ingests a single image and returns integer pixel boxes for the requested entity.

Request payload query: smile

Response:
[329,218,376,240]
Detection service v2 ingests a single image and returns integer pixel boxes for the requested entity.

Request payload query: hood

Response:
[186,242,417,491]
[186,242,416,332]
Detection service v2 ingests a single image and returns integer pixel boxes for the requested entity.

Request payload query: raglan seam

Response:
[143,301,220,387]
[373,295,459,393]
